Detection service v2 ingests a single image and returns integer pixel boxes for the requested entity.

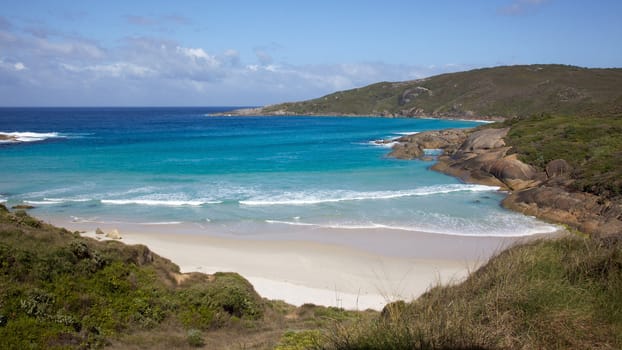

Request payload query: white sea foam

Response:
[265,220,317,227]
[265,218,558,238]
[395,131,420,136]
[240,184,499,206]
[45,197,93,203]
[69,215,183,226]
[24,199,65,205]
[0,131,66,143]
[423,148,443,156]
[71,216,103,223]
[101,199,221,206]
[139,221,183,225]
[23,197,93,205]
[368,140,398,148]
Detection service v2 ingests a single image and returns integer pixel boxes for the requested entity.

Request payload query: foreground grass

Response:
[320,235,622,349]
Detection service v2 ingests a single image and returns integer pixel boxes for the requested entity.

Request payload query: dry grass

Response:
[319,235,622,349]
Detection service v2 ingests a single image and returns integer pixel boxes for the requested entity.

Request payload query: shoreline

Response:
[209,108,504,122]
[51,216,560,311]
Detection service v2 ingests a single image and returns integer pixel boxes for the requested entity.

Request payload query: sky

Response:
[0,0,621,106]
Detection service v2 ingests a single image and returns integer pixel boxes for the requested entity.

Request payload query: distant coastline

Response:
[208,106,504,122]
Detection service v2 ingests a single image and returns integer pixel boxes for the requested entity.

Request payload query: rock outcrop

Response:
[0,134,18,142]
[388,127,622,237]
[105,229,122,240]
[12,204,35,210]
[388,129,468,160]
[427,128,541,191]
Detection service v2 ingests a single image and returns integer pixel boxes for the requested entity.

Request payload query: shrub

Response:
[187,328,205,347]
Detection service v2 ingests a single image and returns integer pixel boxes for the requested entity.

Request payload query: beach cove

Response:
[0,107,560,310]
[57,219,543,311]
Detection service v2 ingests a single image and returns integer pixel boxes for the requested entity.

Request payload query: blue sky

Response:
[1,0,621,106]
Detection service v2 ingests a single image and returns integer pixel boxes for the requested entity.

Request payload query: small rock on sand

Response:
[105,229,122,240]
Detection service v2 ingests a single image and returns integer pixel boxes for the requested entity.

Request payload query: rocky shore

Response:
[389,127,622,237]
[211,106,503,121]
[0,134,18,142]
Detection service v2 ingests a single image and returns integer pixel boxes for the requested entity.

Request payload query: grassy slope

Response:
[321,236,622,349]
[0,206,369,349]
[262,65,622,118]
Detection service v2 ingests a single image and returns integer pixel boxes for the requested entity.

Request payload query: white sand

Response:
[52,215,555,311]
[78,228,479,311]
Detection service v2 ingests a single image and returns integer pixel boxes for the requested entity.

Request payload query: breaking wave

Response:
[101,199,221,207]
[240,184,499,206]
[0,131,66,143]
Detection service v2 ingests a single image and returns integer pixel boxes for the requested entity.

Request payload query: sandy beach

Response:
[46,217,547,311]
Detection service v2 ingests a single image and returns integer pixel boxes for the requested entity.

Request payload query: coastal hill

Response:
[238,64,622,119]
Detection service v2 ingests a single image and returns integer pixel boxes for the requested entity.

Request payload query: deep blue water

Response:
[0,107,557,237]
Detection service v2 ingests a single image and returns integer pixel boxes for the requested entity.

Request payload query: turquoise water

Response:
[0,107,557,237]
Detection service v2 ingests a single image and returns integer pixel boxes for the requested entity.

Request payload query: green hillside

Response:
[500,113,622,199]
[261,65,622,119]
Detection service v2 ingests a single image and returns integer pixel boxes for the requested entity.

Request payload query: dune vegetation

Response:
[500,113,622,199]
[319,235,622,349]
[0,205,372,349]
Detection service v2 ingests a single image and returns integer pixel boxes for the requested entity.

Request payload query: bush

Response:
[187,328,205,347]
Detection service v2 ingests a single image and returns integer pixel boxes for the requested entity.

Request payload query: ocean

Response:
[0,107,557,241]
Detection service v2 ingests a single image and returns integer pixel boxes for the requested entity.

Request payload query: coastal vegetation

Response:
[0,206,369,349]
[320,235,622,349]
[501,113,622,199]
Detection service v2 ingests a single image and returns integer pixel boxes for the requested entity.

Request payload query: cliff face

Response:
[389,127,622,237]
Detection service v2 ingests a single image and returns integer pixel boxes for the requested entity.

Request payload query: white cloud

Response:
[176,46,220,68]
[61,62,154,78]
[177,46,209,60]
[0,24,466,106]
[0,59,27,72]
[35,38,105,59]
[254,48,273,65]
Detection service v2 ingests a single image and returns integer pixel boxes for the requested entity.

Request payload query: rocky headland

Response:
[389,127,622,237]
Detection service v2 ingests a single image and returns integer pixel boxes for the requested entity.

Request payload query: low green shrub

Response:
[187,328,205,347]
[0,209,269,348]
